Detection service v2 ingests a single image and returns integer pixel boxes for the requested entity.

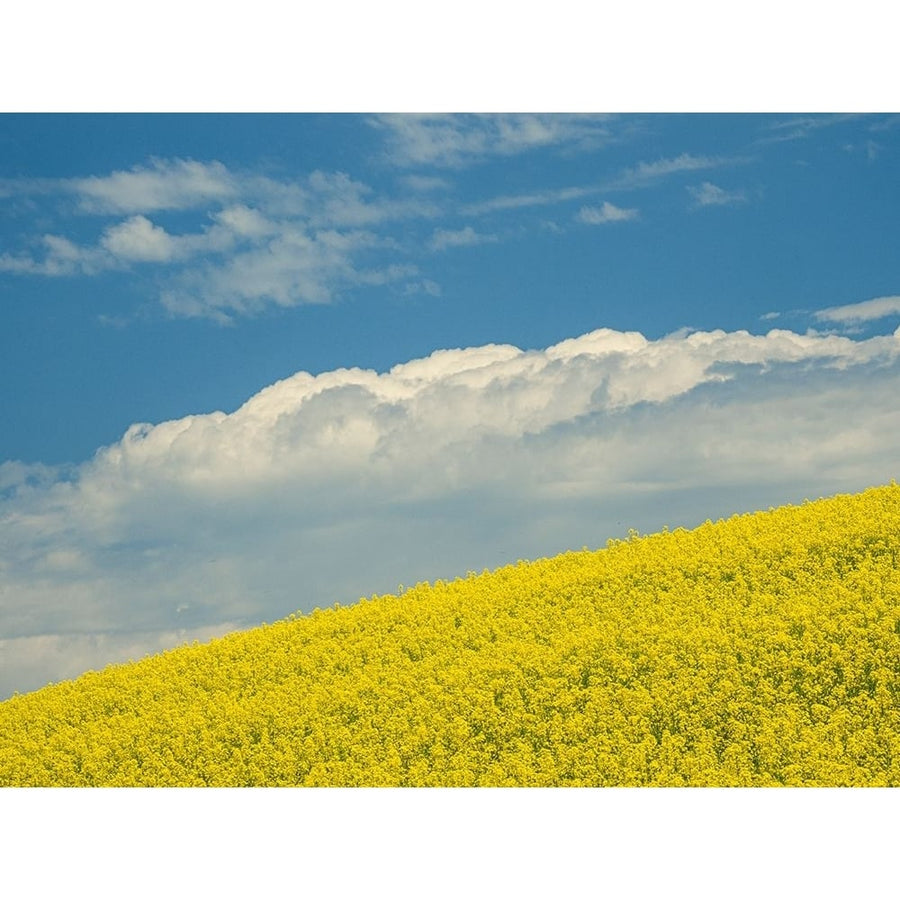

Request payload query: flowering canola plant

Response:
[3,483,900,787]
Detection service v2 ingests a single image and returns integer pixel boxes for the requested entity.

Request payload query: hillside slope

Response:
[3,484,900,786]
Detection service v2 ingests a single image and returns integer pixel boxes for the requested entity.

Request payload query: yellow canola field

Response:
[3,483,900,787]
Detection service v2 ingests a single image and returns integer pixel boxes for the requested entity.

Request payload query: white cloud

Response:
[635,153,715,179]
[71,158,238,214]
[429,225,498,251]
[0,234,107,276]
[159,228,416,321]
[3,324,900,698]
[0,460,60,495]
[0,147,745,319]
[213,204,277,238]
[576,202,638,225]
[101,215,179,262]
[404,279,442,297]
[462,154,743,219]
[464,185,599,217]
[372,113,612,167]
[611,153,739,189]
[688,181,748,207]
[400,174,451,192]
[238,170,438,225]
[3,211,255,278]
[254,169,438,227]
[756,114,858,146]
[1,160,439,318]
[814,295,900,325]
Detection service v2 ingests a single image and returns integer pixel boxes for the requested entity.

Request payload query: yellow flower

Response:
[2,482,900,787]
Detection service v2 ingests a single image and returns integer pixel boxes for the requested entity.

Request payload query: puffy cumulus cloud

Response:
[101,215,179,262]
[371,113,613,167]
[688,181,748,207]
[814,295,900,326]
[576,202,638,225]
[3,324,900,698]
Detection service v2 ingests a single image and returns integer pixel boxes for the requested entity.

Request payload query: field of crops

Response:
[2,483,900,786]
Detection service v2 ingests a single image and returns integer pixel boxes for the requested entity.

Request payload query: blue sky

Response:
[2,112,899,699]
[2,113,897,465]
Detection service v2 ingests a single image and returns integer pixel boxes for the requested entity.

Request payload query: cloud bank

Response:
[2,324,900,698]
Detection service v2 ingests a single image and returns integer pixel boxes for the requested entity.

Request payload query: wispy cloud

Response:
[576,202,638,225]
[463,185,599,217]
[814,295,900,326]
[756,114,859,146]
[159,228,407,322]
[0,233,114,276]
[3,324,900,698]
[371,114,614,168]
[843,140,882,163]
[400,174,451,192]
[70,158,239,214]
[610,153,737,189]
[429,225,498,251]
[867,115,900,133]
[403,279,442,297]
[688,182,748,208]
[464,153,741,219]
